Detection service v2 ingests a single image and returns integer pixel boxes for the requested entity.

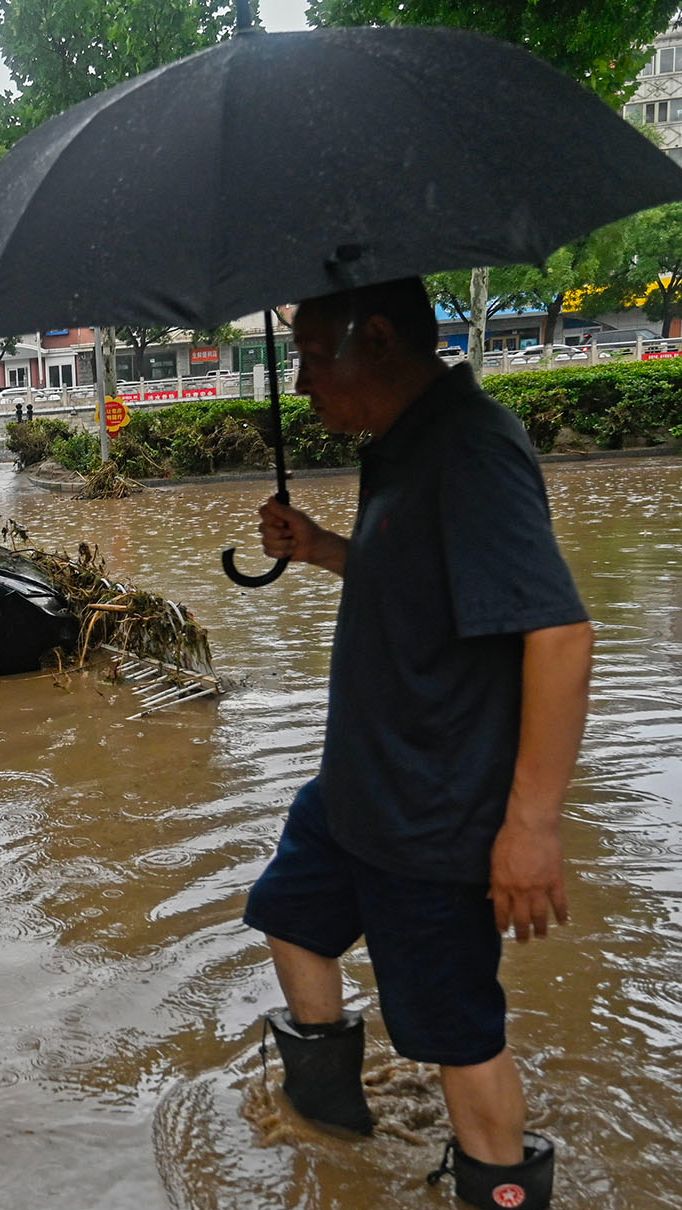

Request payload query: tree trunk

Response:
[661,298,672,338]
[468,266,490,379]
[102,326,118,396]
[544,292,564,347]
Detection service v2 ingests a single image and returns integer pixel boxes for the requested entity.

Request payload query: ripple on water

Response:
[152,1050,452,1210]
[135,849,196,872]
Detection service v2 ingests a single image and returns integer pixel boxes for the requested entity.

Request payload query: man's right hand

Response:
[258,497,323,564]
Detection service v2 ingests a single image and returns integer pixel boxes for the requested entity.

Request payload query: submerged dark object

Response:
[0,549,78,675]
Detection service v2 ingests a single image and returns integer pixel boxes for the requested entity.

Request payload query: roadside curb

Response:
[23,445,681,494]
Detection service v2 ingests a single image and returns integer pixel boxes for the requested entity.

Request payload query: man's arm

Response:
[490,620,594,942]
[259,497,349,577]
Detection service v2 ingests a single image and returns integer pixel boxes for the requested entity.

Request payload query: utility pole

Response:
[93,326,110,463]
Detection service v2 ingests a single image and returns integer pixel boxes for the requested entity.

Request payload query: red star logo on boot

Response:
[492,1185,527,1208]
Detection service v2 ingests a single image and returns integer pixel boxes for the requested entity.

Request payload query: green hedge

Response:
[6,364,681,480]
[484,359,682,451]
[110,400,272,477]
[110,395,359,475]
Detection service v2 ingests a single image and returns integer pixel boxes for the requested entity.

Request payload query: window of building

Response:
[625,98,679,124]
[144,352,177,380]
[8,366,27,387]
[47,363,74,388]
[659,47,675,73]
[116,354,135,381]
[640,56,654,76]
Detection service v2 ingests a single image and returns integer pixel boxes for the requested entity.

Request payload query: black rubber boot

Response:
[265,1008,373,1136]
[427,1131,554,1208]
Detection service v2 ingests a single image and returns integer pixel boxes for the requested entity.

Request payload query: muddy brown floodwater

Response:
[0,457,680,1210]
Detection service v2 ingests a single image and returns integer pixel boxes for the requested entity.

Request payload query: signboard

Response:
[94,395,131,435]
[641,350,682,360]
[120,386,218,402]
[190,347,219,363]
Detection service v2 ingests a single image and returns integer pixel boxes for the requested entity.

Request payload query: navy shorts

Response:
[244,779,506,1067]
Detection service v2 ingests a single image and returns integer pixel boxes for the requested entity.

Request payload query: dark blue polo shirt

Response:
[317,364,588,884]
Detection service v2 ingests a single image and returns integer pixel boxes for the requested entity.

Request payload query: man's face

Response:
[293,302,371,434]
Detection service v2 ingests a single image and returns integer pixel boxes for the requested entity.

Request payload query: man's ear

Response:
[361,314,397,361]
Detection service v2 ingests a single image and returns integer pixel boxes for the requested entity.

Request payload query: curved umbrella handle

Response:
[222,310,291,590]
[222,548,289,588]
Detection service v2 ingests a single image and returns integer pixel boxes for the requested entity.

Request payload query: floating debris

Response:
[74,460,143,499]
[1,522,223,714]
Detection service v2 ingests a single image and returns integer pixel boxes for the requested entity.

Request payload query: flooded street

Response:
[0,457,680,1210]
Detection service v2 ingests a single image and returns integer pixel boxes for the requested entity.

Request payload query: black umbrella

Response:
[0,14,680,583]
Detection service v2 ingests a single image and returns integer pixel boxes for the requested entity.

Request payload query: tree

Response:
[0,0,261,145]
[191,322,244,346]
[308,1,679,370]
[0,335,17,359]
[577,203,682,337]
[116,326,174,380]
[428,266,531,326]
[307,2,678,102]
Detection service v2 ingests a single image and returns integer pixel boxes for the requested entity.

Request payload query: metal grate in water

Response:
[102,645,225,720]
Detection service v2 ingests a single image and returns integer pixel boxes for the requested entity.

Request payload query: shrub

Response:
[168,416,271,476]
[109,430,172,480]
[280,396,361,467]
[5,417,73,467]
[51,430,100,475]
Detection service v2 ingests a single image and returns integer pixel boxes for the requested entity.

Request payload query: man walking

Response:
[244,277,593,1209]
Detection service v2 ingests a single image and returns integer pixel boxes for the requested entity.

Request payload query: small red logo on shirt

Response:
[492,1185,526,1208]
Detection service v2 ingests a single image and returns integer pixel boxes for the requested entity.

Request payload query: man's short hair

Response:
[299,277,438,357]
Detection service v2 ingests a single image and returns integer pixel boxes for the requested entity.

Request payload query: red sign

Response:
[190,347,219,363]
[119,386,218,403]
[182,386,217,398]
[642,350,682,360]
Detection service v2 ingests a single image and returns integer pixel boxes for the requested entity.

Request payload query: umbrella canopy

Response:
[0,24,681,334]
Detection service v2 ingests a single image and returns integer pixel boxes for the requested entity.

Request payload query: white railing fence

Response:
[479,335,682,375]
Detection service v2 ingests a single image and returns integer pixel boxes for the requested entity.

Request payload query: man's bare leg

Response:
[440,1047,526,1164]
[267,935,343,1023]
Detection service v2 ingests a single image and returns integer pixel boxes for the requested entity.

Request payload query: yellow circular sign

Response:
[94,395,131,436]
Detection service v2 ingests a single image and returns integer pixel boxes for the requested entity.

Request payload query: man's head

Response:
[293,277,441,436]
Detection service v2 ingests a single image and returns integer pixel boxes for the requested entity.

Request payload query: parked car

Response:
[437,347,464,365]
[576,328,661,359]
[511,344,588,362]
[587,327,657,347]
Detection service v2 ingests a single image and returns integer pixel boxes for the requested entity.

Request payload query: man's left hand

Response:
[489,820,568,942]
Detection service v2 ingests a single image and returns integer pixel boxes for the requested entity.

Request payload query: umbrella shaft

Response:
[264,310,289,505]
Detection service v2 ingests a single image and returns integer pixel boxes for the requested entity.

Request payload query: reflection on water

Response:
[0,459,680,1209]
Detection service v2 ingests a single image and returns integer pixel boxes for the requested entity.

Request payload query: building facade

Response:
[624,24,682,167]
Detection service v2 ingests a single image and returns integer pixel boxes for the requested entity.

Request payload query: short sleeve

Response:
[439,422,589,638]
